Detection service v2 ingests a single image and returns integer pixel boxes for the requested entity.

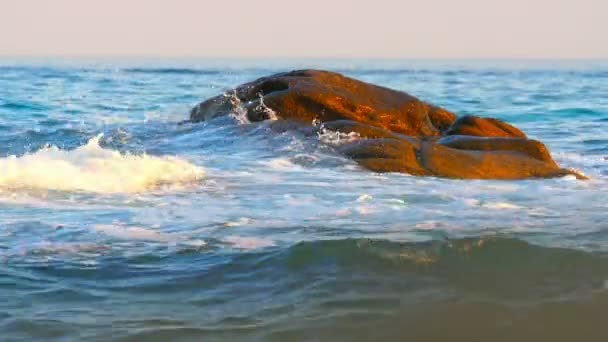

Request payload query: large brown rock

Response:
[191,70,457,136]
[326,121,583,179]
[190,70,586,180]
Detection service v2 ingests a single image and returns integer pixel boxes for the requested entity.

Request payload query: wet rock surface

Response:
[191,70,585,180]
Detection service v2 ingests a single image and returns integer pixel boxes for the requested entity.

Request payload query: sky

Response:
[0,0,606,59]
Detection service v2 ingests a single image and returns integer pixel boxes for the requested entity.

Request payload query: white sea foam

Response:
[317,126,361,145]
[224,235,275,250]
[415,221,445,230]
[93,224,173,242]
[255,92,278,121]
[225,91,278,124]
[226,91,250,124]
[0,135,204,194]
[554,152,603,179]
[93,223,207,247]
[263,157,301,170]
[356,194,373,202]
[462,198,522,210]
[26,242,109,256]
[463,198,481,207]
[222,217,253,227]
[482,202,522,210]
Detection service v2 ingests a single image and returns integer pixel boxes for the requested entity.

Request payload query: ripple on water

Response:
[1,62,608,341]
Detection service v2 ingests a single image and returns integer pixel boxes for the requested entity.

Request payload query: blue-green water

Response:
[1,59,608,341]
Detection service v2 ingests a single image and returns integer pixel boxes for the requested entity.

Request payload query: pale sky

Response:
[0,0,606,59]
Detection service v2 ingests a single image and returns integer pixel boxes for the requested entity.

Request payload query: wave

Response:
[278,237,607,272]
[12,236,607,290]
[549,107,605,117]
[0,101,50,112]
[0,135,204,194]
[6,236,608,341]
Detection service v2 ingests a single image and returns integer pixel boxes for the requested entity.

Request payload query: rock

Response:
[420,142,571,179]
[339,138,428,176]
[190,69,586,180]
[191,70,457,136]
[437,135,555,164]
[332,125,583,179]
[445,115,526,138]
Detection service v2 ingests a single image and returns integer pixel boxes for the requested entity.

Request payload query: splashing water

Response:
[223,91,278,124]
[1,60,608,342]
[0,135,204,194]
[255,92,279,121]
[226,91,250,124]
[315,120,362,145]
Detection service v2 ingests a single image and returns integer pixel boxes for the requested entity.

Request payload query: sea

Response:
[1,58,607,341]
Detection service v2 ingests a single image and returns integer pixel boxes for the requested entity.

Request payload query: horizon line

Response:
[1,55,608,61]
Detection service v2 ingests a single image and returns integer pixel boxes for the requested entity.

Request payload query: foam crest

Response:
[225,91,250,124]
[255,93,278,121]
[224,91,278,124]
[224,236,276,250]
[315,120,361,145]
[0,135,204,194]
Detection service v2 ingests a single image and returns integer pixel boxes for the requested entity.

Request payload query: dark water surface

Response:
[1,59,607,341]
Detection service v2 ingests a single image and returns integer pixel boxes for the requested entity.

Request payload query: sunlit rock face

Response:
[191,69,585,180]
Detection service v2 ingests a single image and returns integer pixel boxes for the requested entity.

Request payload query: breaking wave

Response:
[0,135,204,194]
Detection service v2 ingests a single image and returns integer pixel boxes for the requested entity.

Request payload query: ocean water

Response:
[1,59,607,341]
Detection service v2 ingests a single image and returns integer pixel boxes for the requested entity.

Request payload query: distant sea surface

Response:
[1,59,607,341]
